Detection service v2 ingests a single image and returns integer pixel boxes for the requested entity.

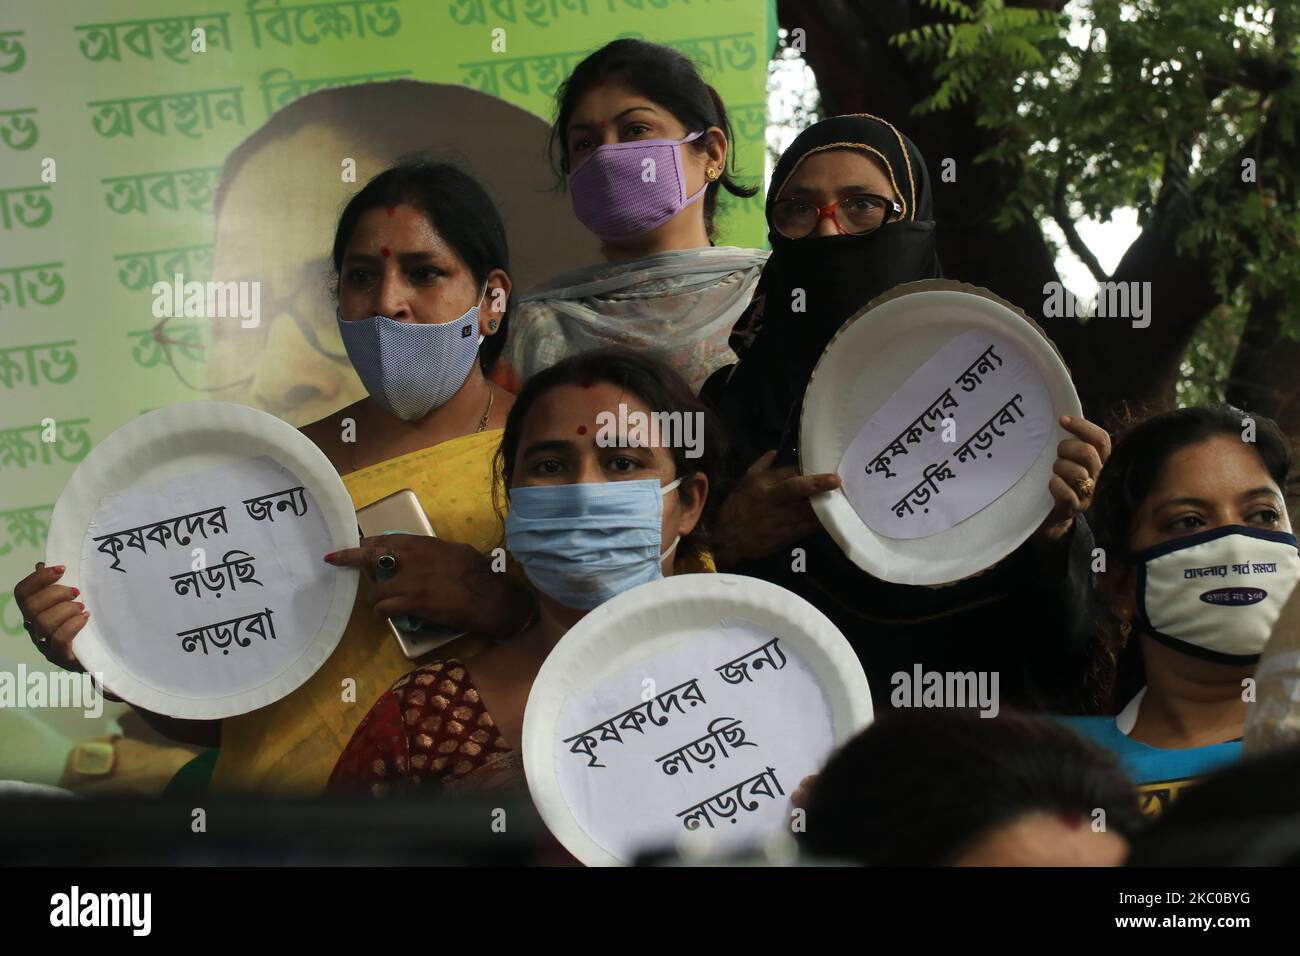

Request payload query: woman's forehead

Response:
[523,382,651,432]
[353,203,440,239]
[1145,436,1277,503]
[518,384,677,463]
[570,83,661,124]
[785,148,888,185]
[776,144,904,209]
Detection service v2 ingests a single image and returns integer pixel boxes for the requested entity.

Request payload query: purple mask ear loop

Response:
[679,130,710,206]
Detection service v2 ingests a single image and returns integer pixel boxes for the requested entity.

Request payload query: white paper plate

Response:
[45,402,359,719]
[801,280,1082,586]
[522,572,872,866]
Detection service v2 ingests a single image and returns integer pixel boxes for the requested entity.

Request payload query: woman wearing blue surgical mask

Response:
[329,349,724,794]
[1062,405,1299,816]
[497,38,768,395]
[15,160,541,796]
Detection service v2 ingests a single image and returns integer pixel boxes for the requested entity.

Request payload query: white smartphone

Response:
[355,488,466,659]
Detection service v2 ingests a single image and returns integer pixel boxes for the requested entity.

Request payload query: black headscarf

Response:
[718,114,942,462]
[711,116,1094,715]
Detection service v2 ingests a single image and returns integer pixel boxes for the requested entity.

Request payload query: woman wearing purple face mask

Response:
[499,39,769,395]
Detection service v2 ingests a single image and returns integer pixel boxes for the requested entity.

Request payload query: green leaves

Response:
[887,0,1300,394]
[890,0,1062,114]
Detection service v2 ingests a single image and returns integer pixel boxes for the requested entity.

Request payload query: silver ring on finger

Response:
[377,550,398,573]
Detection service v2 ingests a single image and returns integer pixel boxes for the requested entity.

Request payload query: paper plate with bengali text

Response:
[522,572,872,866]
[45,402,359,719]
[800,279,1083,586]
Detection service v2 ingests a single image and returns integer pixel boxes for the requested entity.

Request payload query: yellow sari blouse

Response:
[210,430,503,795]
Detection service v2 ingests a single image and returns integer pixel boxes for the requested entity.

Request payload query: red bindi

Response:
[577,425,587,435]
[386,205,396,217]
[380,246,390,258]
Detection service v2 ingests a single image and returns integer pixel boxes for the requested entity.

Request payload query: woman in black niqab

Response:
[716,113,942,463]
[711,114,1101,715]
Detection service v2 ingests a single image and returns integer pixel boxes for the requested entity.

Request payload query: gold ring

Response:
[1073,476,1095,499]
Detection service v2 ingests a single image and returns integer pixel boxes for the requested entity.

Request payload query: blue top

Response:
[1059,689,1243,816]
[1060,715,1242,787]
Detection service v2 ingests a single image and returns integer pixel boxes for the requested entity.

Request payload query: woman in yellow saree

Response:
[211,430,510,793]
[211,160,537,794]
[16,159,535,795]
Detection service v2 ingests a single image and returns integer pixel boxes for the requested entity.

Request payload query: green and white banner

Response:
[0,0,772,780]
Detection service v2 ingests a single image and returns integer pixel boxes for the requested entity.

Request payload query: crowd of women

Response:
[13,38,1300,865]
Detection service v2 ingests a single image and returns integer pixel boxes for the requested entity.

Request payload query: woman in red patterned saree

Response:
[329,349,726,795]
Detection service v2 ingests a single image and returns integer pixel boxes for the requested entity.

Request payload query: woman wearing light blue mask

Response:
[329,350,725,795]
[1061,404,1299,816]
[15,160,542,796]
[327,165,513,434]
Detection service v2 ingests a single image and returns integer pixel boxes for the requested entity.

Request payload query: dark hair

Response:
[800,709,1144,866]
[548,38,758,241]
[492,348,730,564]
[1084,404,1295,711]
[330,158,512,374]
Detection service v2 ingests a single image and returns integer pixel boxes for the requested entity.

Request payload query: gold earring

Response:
[705,167,720,182]
[1119,618,1132,644]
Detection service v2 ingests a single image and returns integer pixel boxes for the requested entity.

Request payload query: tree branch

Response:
[1226,288,1300,442]
[778,0,1299,437]
[1053,164,1107,283]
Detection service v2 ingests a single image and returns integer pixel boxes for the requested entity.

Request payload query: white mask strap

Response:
[660,478,686,562]
[660,476,684,496]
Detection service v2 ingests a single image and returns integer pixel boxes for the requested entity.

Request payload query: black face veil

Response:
[720,113,942,459]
